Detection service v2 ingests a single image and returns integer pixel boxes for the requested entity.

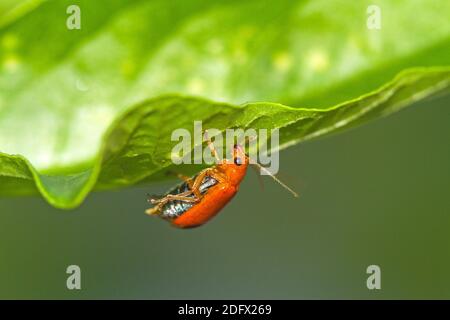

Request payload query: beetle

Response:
[145,132,298,228]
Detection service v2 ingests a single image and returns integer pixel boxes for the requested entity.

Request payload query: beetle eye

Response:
[234,157,242,166]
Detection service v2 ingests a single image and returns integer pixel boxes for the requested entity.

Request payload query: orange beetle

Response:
[145,132,297,228]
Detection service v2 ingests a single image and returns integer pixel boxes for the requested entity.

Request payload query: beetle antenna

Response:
[250,164,265,191]
[204,130,221,163]
[252,163,299,198]
[244,135,258,144]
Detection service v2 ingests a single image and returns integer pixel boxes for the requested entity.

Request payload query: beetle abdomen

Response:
[159,175,218,219]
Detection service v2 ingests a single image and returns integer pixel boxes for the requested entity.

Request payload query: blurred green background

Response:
[0,93,449,299]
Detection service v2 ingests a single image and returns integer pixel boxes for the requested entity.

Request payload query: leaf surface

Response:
[0,0,449,208]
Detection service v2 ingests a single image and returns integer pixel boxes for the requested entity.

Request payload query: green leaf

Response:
[0,0,449,208]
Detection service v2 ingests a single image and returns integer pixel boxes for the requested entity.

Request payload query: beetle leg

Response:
[189,170,209,198]
[204,130,221,164]
[177,174,194,189]
[148,190,193,205]
[159,193,199,203]
[166,171,194,189]
[210,168,228,183]
[146,192,199,216]
[187,167,227,199]
[190,168,218,198]
[145,207,160,215]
